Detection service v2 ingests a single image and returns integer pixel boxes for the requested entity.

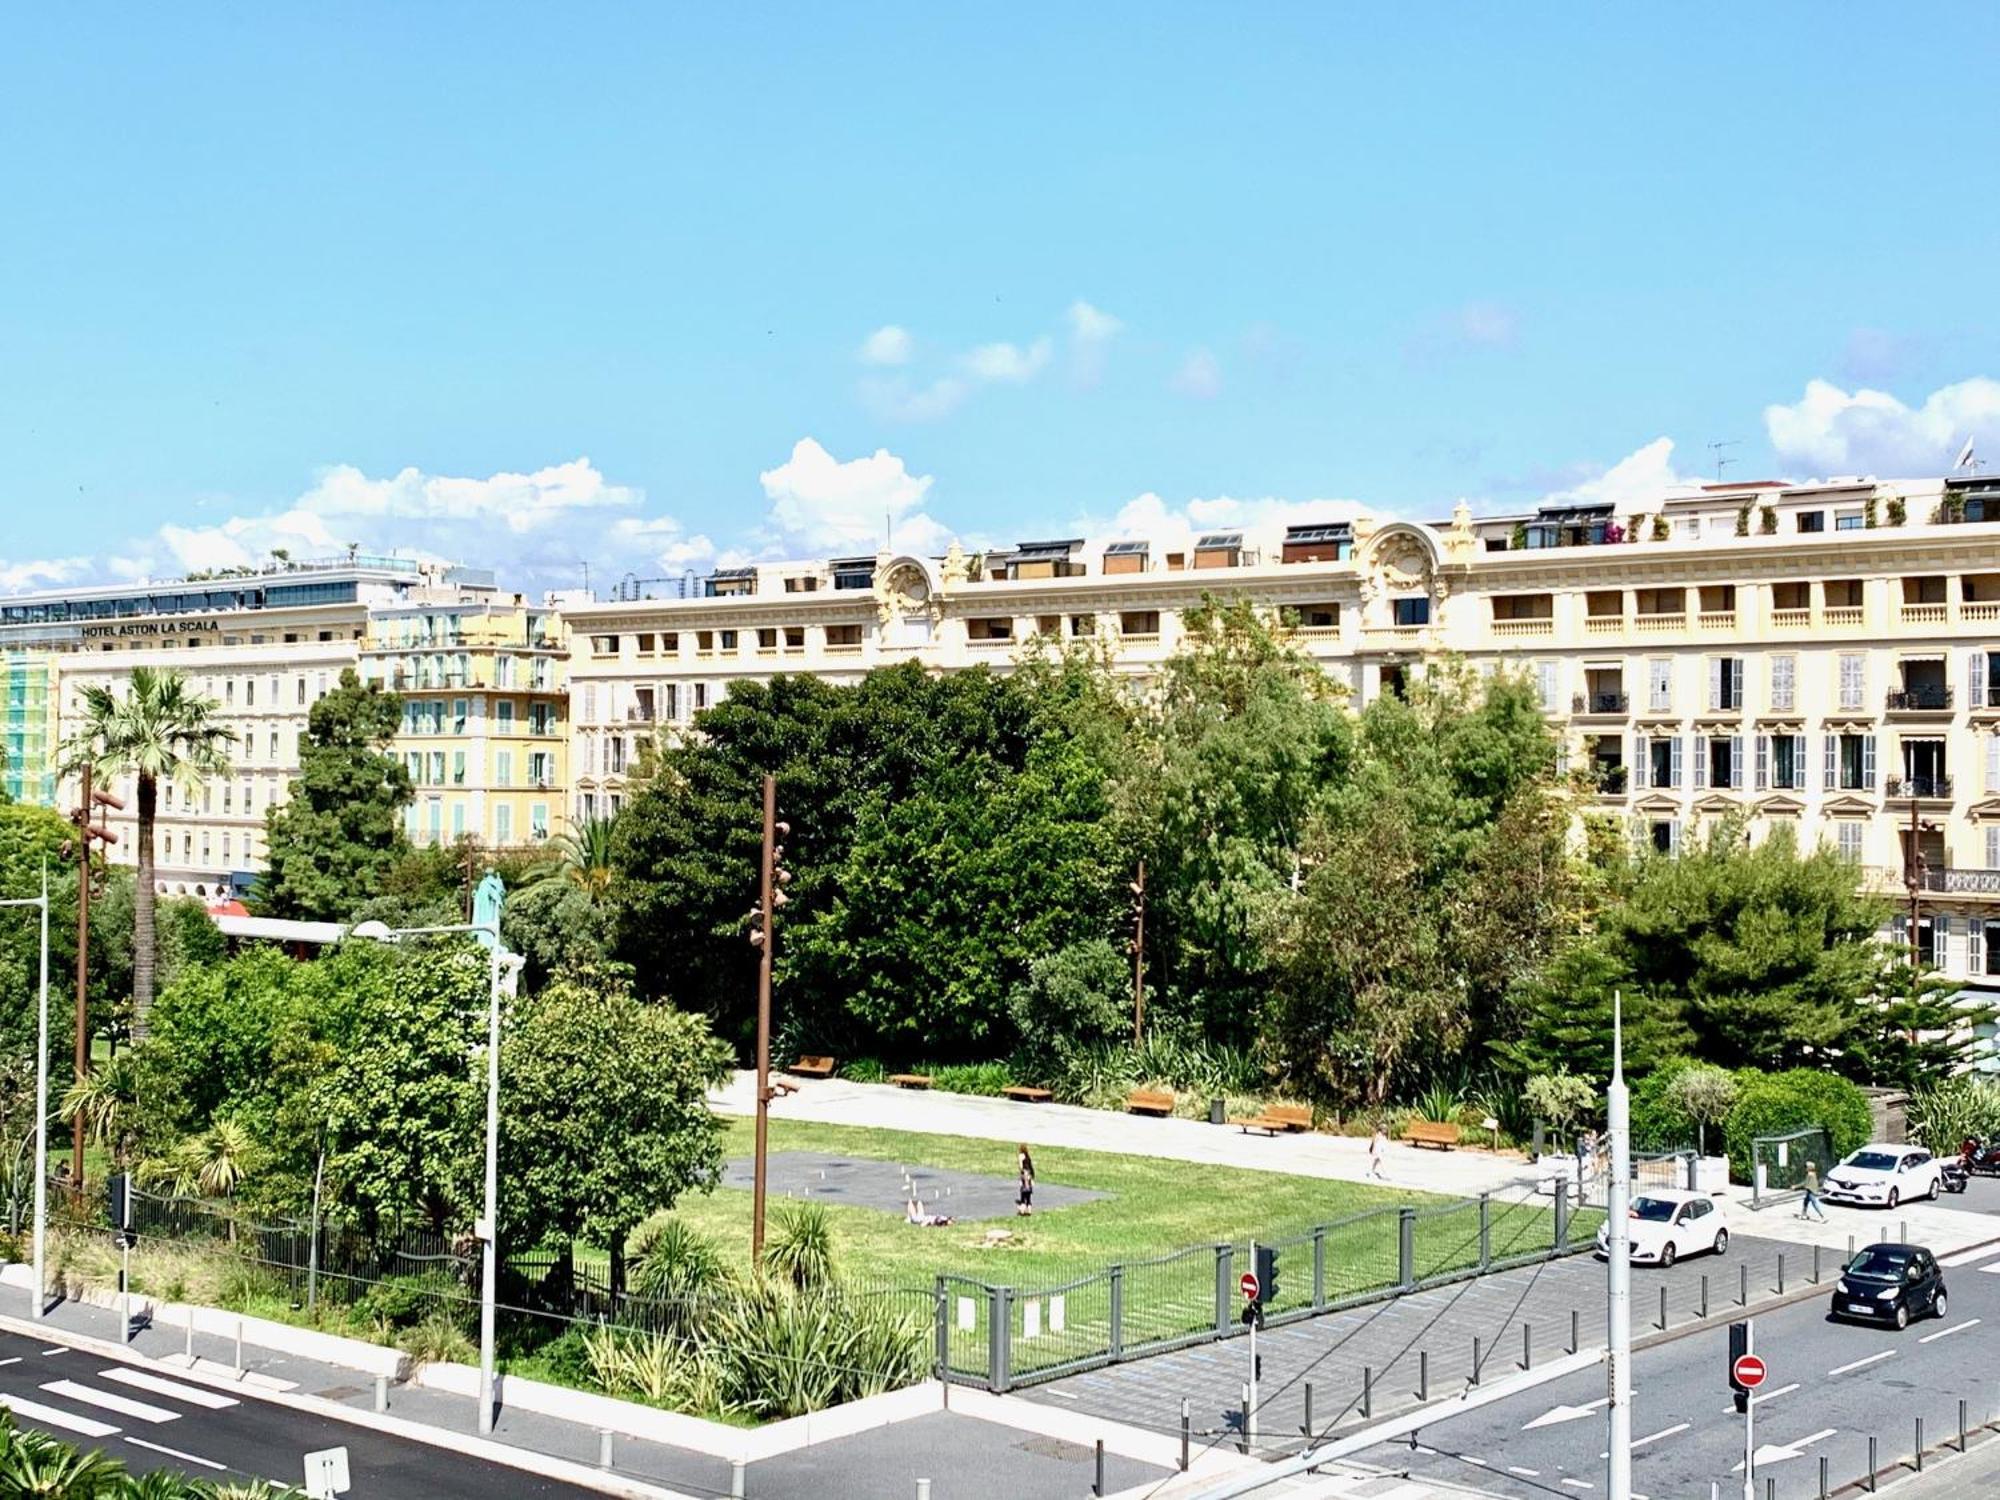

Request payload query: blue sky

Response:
[5,5,1998,593]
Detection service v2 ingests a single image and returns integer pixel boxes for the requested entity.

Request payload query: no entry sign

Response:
[1239,1271,1260,1301]
[1732,1353,1767,1389]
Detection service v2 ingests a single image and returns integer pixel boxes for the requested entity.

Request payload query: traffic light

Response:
[107,1172,137,1248]
[1727,1320,1752,1414]
[1255,1243,1280,1307]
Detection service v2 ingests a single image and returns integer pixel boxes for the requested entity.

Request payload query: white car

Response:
[1823,1145,1942,1208]
[1594,1189,1729,1268]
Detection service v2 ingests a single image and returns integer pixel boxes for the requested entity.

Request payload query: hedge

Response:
[1722,1069,1872,1182]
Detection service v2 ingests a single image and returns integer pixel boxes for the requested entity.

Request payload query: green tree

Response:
[259,669,412,920]
[501,877,616,992]
[59,666,233,1038]
[1008,939,1132,1071]
[1665,1064,1739,1155]
[1524,1068,1598,1149]
[499,970,731,1295]
[536,813,620,905]
[1842,954,1996,1090]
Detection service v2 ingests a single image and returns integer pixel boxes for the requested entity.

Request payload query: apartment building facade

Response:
[562,472,2000,1049]
[357,599,568,848]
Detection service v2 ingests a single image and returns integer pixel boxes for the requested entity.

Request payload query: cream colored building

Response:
[561,473,2000,1040]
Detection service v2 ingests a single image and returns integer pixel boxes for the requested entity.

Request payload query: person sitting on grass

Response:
[906,1197,954,1227]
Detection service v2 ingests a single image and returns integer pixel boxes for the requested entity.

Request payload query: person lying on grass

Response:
[906,1197,954,1227]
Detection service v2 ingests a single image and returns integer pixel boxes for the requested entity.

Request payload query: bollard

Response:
[1848,1233,1855,1261]
[1418,1349,1429,1402]
[1778,1253,1785,1295]
[374,1374,387,1413]
[1471,1336,1482,1386]
[1867,1434,1877,1491]
[1813,1244,1821,1284]
[1819,1454,1828,1500]
[1916,1416,1925,1471]
[1766,1479,1774,1500]
[1363,1367,1373,1420]
[1094,1439,1105,1498]
[1240,1383,1250,1454]
[916,1481,930,1500]
[1739,1262,1748,1307]
[598,1430,612,1470]
[184,1317,193,1365]
[1303,1381,1314,1436]
[1180,1397,1190,1471]
[234,1319,244,1377]
[731,1459,746,1499]
[1701,1274,1709,1320]
[1901,1219,1908,1245]
[1961,1398,1969,1453]
[1657,1285,1667,1331]
[1569,1308,1579,1355]
[1522,1322,1531,1371]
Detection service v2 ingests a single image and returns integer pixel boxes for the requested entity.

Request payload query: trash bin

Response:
[1209,1098,1227,1126]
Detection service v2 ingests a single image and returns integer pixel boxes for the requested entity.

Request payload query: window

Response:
[1393,598,1431,628]
[1757,733,1807,791]
[453,751,466,785]
[1838,653,1866,710]
[1770,655,1796,712]
[1796,511,1825,533]
[452,802,466,837]
[1535,662,1560,711]
[757,628,777,649]
[529,752,551,786]
[243,679,255,707]
[494,805,513,844]
[1634,734,1681,790]
[591,635,619,655]
[1972,651,2000,710]
[719,629,739,650]
[1648,659,1672,713]
[296,678,307,705]
[428,751,446,786]
[452,699,468,734]
[694,683,708,711]
[496,751,513,788]
[531,803,548,840]
[1972,918,1990,977]
[1836,510,1865,531]
[1709,658,1745,711]
[1696,734,1743,790]
[497,701,515,732]
[1649,819,1681,855]
[1826,733,1877,791]
[1837,821,1865,864]
[269,729,279,759]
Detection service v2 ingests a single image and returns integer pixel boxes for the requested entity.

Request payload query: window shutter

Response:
[1973,919,1988,977]
[1633,734,1650,791]
[1792,734,1808,790]
[1732,734,1745,790]
[1670,736,1684,789]
[1731,658,1745,708]
[1708,658,1723,711]
[1863,736,1877,789]
[1652,659,1671,711]
[1892,914,1907,948]
[1937,914,1953,970]
[1972,651,1988,712]
[1693,734,1709,788]
[1756,735,1770,791]
[1988,826,2000,870]
[1668,819,1683,856]
[1824,735,1837,791]
[1539,661,1558,711]
[1988,734,2000,794]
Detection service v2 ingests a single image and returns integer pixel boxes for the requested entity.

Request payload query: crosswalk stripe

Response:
[42,1380,179,1424]
[124,1436,228,1471]
[0,1391,119,1439]
[97,1369,239,1410]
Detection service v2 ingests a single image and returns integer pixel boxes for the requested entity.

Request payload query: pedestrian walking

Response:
[1016,1144,1035,1216]
[1800,1159,1827,1221]
[1366,1120,1388,1180]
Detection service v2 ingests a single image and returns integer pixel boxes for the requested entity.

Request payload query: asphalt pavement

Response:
[1356,1239,2000,1499]
[0,1327,609,1498]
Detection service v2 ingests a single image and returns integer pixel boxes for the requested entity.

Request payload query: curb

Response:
[0,1310,699,1500]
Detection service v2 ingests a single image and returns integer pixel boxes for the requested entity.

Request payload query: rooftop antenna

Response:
[885,506,893,554]
[1953,436,1979,473]
[581,560,590,594]
[1708,439,1740,481]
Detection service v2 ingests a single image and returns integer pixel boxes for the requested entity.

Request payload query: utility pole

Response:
[748,775,790,1262]
[66,766,122,1190]
[1904,791,1922,973]
[1605,991,1632,1500]
[1131,859,1146,1045]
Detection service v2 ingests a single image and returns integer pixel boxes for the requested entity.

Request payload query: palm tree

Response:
[157,1118,261,1200]
[61,1053,143,1168]
[60,666,233,1039]
[534,812,619,905]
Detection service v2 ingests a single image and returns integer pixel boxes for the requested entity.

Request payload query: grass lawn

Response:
[632,1119,1596,1381]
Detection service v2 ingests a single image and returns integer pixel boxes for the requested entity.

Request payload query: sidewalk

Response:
[711,1073,1542,1199]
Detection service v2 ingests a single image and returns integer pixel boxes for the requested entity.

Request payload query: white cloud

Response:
[1540,437,1697,509]
[1170,348,1223,400]
[0,555,90,591]
[1454,301,1518,348]
[962,338,1052,384]
[1081,489,1373,562]
[1764,377,2000,476]
[757,438,950,554]
[858,374,972,422]
[1067,300,1122,344]
[857,325,915,366]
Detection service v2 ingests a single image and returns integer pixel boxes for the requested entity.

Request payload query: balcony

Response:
[1900,603,1948,625]
[1697,611,1738,631]
[1634,613,1686,634]
[1885,774,1954,801]
[1965,602,2000,623]
[1823,606,1864,626]
[1770,608,1811,629]
[1491,618,1554,638]
[1885,687,1954,713]
[1572,692,1630,716]
[1594,765,1629,796]
[1915,867,2000,895]
[1584,615,1626,636]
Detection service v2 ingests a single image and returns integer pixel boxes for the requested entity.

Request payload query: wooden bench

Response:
[890,1073,935,1090]
[787,1056,837,1079]
[1231,1103,1313,1136]
[1127,1089,1175,1117]
[1002,1085,1054,1103]
[1404,1120,1462,1150]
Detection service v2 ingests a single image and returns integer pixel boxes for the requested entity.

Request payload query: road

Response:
[0,1329,611,1498]
[1356,1239,2000,1499]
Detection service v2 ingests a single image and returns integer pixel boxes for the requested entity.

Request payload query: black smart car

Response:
[1830,1243,1947,1330]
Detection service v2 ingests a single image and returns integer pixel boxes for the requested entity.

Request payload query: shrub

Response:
[355,1271,463,1331]
[929,1062,1011,1096]
[1722,1068,1872,1181]
[628,1217,733,1316]
[1525,1069,1597,1148]
[1008,940,1130,1071]
[398,1311,475,1368]
[1907,1076,2000,1155]
[1665,1065,1738,1155]
[1628,1055,1700,1151]
[1887,497,1907,526]
[761,1202,834,1293]
[838,1058,887,1084]
[1758,505,1778,535]
[1649,515,1669,541]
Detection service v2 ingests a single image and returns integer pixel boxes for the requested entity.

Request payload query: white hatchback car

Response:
[1823,1145,1943,1208]
[1593,1189,1729,1268]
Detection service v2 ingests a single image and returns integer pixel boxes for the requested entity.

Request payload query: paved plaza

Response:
[722,1149,1108,1221]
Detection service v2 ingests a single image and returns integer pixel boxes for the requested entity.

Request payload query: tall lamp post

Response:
[0,866,51,1319]
[1605,992,1633,1500]
[351,890,522,1438]
[1130,860,1146,1046]
[747,774,792,1262]
[65,768,122,1189]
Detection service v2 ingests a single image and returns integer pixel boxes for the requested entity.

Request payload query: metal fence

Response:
[935,1183,1588,1393]
[1751,1126,1833,1210]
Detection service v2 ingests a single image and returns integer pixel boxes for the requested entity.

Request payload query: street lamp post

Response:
[0,866,52,1319]
[1606,991,1632,1500]
[747,775,791,1263]
[348,911,521,1437]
